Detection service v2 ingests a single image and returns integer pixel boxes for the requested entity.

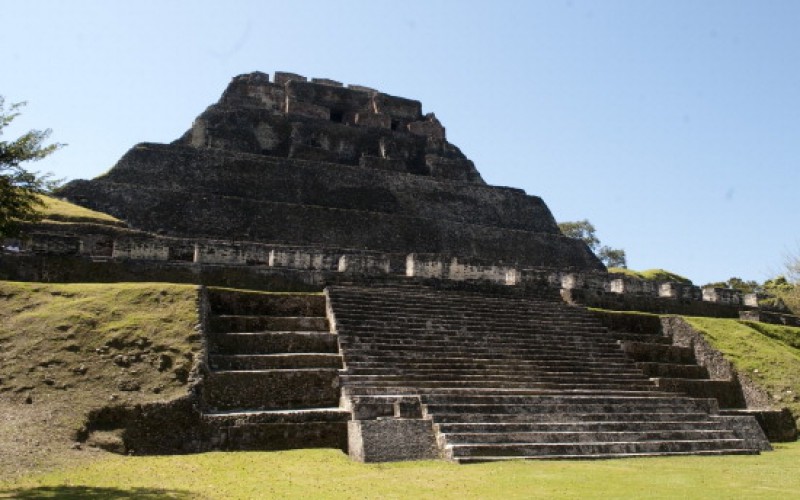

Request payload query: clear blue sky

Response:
[3,0,798,285]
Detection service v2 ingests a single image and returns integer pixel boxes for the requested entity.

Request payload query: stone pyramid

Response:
[59,71,602,271]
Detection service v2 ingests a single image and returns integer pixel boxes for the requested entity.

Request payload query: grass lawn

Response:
[683,317,800,418]
[1,443,798,499]
[36,195,123,226]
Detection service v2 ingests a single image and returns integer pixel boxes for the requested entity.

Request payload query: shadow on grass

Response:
[0,485,194,499]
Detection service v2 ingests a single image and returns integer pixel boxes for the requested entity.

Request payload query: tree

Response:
[558,220,599,252]
[558,219,627,268]
[597,246,627,268]
[0,97,62,238]
[704,277,761,294]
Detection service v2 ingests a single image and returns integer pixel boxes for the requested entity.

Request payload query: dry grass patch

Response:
[0,281,200,480]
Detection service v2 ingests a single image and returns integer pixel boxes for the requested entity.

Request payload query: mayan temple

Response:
[7,71,796,461]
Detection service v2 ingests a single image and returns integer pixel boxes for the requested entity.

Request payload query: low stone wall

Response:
[5,228,799,323]
[740,310,800,327]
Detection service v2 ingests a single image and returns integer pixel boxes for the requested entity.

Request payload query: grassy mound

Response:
[0,281,200,479]
[682,317,800,418]
[607,268,693,284]
[36,195,124,226]
[2,444,799,498]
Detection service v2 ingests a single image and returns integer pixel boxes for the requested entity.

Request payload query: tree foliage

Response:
[0,97,62,238]
[704,277,762,294]
[597,246,627,268]
[558,219,627,268]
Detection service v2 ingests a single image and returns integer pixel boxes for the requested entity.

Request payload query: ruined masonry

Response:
[6,71,797,461]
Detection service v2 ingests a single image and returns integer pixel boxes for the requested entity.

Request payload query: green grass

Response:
[682,317,800,417]
[36,194,123,226]
[608,268,693,284]
[0,281,199,354]
[2,444,799,499]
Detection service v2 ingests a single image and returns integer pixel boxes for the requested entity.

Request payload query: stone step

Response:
[342,351,633,364]
[341,380,657,391]
[621,342,696,364]
[201,408,349,452]
[342,387,665,398]
[333,310,602,326]
[431,411,714,424]
[424,402,718,417]
[203,407,351,425]
[341,343,630,356]
[202,369,340,411]
[209,315,329,334]
[637,362,709,379]
[452,448,758,463]
[337,334,621,349]
[338,340,626,356]
[207,289,326,317]
[444,439,750,459]
[602,333,674,345]
[653,378,747,409]
[435,420,729,434]
[343,359,641,371]
[210,331,339,355]
[341,373,649,384]
[335,319,606,334]
[209,353,343,370]
[344,367,646,377]
[419,394,717,407]
[440,429,739,445]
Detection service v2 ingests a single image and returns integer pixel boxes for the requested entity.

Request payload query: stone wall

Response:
[5,226,796,322]
[60,143,557,233]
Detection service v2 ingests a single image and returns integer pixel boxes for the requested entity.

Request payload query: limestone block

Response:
[274,71,307,85]
[407,114,445,140]
[406,254,444,278]
[190,118,207,147]
[113,238,169,261]
[285,99,330,120]
[505,268,520,286]
[338,254,391,274]
[25,233,81,256]
[371,93,422,120]
[702,287,742,305]
[425,155,482,183]
[744,293,762,308]
[348,419,438,463]
[358,155,407,173]
[269,249,327,270]
[659,282,679,298]
[355,112,391,129]
[246,85,285,113]
[610,277,658,296]
[348,84,378,93]
[447,258,512,284]
[561,273,584,290]
[286,80,372,117]
[311,78,343,87]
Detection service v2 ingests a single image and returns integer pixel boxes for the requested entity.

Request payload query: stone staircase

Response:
[327,285,768,462]
[200,288,349,451]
